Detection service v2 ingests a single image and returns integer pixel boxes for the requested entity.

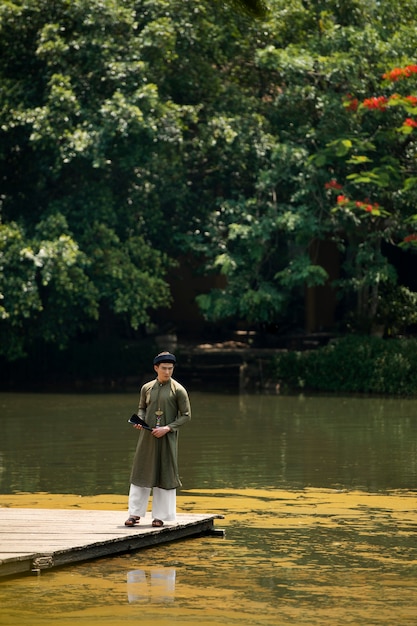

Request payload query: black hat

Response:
[153,352,176,365]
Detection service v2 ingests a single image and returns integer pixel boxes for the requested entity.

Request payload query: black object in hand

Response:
[128,414,153,430]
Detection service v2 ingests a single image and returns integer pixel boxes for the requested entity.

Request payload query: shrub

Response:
[273,336,417,396]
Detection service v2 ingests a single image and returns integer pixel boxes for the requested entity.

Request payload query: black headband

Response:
[153,352,176,365]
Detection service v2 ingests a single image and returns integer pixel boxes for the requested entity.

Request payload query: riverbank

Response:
[0,333,328,393]
[2,333,417,395]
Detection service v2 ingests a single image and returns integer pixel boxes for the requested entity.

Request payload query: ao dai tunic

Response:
[130,377,191,490]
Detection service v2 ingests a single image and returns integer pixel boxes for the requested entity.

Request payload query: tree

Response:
[316,63,417,333]
[194,0,417,334]
[2,0,417,365]
[0,0,191,358]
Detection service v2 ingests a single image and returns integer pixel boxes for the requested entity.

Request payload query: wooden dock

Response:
[0,508,224,579]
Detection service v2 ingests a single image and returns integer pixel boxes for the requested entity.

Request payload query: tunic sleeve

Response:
[137,382,150,420]
[169,381,191,431]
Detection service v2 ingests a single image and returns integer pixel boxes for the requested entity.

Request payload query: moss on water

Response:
[1,489,417,626]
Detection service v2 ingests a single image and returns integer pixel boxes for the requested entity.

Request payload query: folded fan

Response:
[128,414,153,430]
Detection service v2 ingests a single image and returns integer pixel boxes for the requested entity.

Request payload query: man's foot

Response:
[125,516,140,527]
[152,519,164,527]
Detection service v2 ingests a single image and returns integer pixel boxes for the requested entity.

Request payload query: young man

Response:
[125,351,191,527]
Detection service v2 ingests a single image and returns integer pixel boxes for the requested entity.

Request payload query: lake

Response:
[1,390,416,625]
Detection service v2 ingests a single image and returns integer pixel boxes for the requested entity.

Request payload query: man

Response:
[125,351,191,527]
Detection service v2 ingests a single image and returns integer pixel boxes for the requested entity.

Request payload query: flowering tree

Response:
[318,64,417,333]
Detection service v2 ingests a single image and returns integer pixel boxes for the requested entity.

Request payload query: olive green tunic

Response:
[129,377,191,490]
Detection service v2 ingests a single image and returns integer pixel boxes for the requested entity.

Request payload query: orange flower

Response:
[362,96,388,110]
[383,65,417,81]
[383,67,408,81]
[404,118,417,128]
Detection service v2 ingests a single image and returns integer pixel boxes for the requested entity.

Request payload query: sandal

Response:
[152,519,164,527]
[125,516,140,527]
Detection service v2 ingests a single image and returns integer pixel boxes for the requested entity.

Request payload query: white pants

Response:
[128,484,176,521]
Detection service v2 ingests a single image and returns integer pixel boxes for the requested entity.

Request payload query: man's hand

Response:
[152,426,171,438]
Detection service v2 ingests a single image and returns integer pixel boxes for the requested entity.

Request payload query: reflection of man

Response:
[127,568,176,604]
[125,352,191,528]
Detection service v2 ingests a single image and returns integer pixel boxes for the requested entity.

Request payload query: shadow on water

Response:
[1,391,417,625]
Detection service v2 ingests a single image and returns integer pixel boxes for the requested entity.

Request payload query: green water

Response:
[1,392,417,494]
[1,391,417,625]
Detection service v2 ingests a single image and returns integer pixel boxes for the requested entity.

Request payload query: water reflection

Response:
[1,392,417,495]
[127,568,176,604]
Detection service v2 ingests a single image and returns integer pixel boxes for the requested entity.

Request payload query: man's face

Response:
[155,363,174,382]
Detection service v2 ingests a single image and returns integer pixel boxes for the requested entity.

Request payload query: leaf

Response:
[404,177,417,191]
[346,155,373,164]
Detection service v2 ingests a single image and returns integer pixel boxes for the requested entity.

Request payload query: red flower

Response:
[383,67,407,81]
[403,234,417,243]
[404,118,417,128]
[362,96,388,110]
[336,196,382,214]
[337,195,349,204]
[405,95,417,106]
[383,65,417,81]
[343,95,359,111]
[355,200,380,213]
[325,179,343,190]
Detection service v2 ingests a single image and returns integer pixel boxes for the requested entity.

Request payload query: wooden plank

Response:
[0,509,224,578]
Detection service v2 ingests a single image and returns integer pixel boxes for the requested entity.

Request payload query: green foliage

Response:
[375,284,417,334]
[2,0,417,366]
[0,0,183,358]
[273,336,417,395]
[194,0,417,331]
[314,66,417,329]
[0,217,99,359]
